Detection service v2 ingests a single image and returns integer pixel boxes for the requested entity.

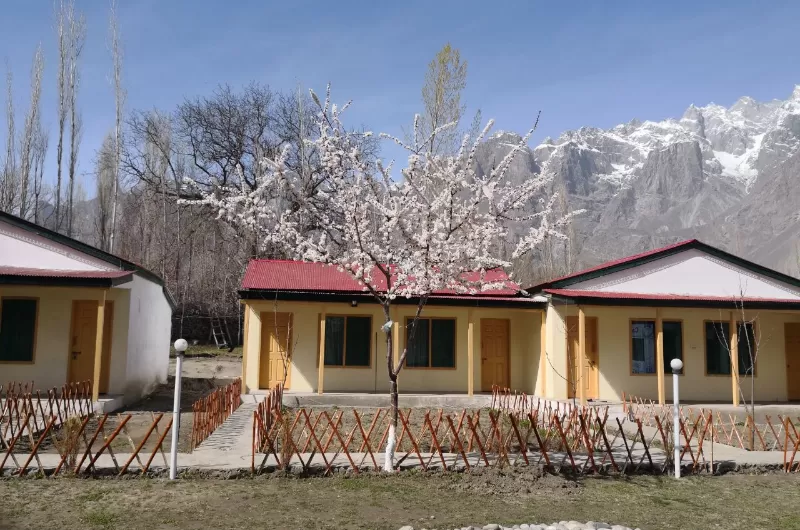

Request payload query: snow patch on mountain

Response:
[533,85,800,193]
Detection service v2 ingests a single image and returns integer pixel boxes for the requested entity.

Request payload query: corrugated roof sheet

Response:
[241,260,526,299]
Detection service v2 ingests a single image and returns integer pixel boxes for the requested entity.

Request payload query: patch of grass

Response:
[82,509,118,529]
[170,344,243,358]
[1,473,799,530]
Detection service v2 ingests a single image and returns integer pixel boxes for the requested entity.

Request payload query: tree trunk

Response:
[383,305,397,472]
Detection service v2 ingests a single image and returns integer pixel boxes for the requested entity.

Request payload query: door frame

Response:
[480,318,510,392]
[785,322,800,401]
[565,315,599,400]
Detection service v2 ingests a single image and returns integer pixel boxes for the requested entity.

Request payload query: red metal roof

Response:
[534,239,698,288]
[241,260,523,298]
[0,266,133,280]
[544,288,800,304]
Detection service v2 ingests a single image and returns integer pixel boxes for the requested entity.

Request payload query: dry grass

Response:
[1,472,799,530]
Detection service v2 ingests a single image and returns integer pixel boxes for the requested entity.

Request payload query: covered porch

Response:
[0,268,134,402]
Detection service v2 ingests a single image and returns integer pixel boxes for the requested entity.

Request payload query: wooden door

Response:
[480,318,510,391]
[69,301,114,390]
[259,312,293,390]
[69,301,98,384]
[566,316,599,400]
[786,323,800,401]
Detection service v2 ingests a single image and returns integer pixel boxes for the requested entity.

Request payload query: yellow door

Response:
[259,312,293,390]
[566,316,599,400]
[480,318,510,391]
[786,323,800,401]
[69,301,99,385]
[69,301,114,390]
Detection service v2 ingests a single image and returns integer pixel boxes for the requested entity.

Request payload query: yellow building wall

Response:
[0,285,130,393]
[241,299,541,394]
[549,304,800,402]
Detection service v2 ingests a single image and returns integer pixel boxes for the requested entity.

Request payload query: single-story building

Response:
[238,240,800,404]
[0,211,173,407]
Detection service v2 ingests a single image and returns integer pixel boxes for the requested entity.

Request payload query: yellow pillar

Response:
[241,303,250,385]
[578,306,586,406]
[730,312,739,406]
[317,312,326,395]
[92,292,107,402]
[539,311,547,396]
[656,308,665,405]
[467,310,475,396]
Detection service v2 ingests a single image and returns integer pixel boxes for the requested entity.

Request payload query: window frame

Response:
[628,318,685,376]
[0,296,39,365]
[703,319,759,377]
[322,314,373,369]
[403,316,457,370]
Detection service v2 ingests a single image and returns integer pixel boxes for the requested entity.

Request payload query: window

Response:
[705,321,756,375]
[630,320,683,374]
[324,316,371,367]
[0,298,38,362]
[406,318,456,368]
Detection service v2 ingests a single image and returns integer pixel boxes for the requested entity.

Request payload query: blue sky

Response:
[2,0,799,193]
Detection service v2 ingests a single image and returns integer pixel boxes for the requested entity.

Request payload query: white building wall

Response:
[569,249,800,300]
[122,275,172,403]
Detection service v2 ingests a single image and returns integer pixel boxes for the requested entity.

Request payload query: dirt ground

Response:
[1,472,799,530]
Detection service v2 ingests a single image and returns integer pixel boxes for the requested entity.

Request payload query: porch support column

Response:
[730,311,739,406]
[317,312,326,395]
[539,310,547,396]
[467,310,475,396]
[656,308,665,405]
[241,303,250,386]
[92,291,107,402]
[578,306,586,406]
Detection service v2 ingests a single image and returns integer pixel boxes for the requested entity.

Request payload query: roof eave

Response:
[545,293,800,310]
[0,273,133,288]
[238,289,546,309]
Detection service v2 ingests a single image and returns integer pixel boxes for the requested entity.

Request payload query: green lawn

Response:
[1,472,798,530]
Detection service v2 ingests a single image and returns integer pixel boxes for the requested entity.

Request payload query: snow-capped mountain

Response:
[477,86,800,278]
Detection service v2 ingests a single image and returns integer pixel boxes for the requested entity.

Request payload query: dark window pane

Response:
[705,322,730,375]
[663,321,683,372]
[345,317,371,367]
[406,319,429,367]
[0,299,37,362]
[737,322,756,376]
[631,320,655,374]
[324,316,345,366]
[431,319,456,368]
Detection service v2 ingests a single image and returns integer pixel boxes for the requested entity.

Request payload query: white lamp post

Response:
[170,338,188,480]
[670,357,683,479]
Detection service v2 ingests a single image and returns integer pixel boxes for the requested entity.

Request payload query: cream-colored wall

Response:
[241,300,541,394]
[0,285,130,394]
[543,303,568,399]
[549,304,800,402]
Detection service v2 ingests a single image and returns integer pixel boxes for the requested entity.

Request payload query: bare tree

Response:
[712,284,765,450]
[94,132,116,249]
[18,45,45,220]
[54,0,69,230]
[109,0,125,252]
[31,122,49,224]
[1,64,17,213]
[66,4,86,236]
[417,43,468,156]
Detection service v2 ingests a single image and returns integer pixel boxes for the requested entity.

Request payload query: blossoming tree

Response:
[191,86,577,471]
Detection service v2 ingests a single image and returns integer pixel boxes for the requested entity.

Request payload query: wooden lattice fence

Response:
[191,378,243,450]
[251,404,706,476]
[2,381,93,445]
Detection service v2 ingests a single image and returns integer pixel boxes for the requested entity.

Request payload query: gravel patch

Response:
[400,521,640,530]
